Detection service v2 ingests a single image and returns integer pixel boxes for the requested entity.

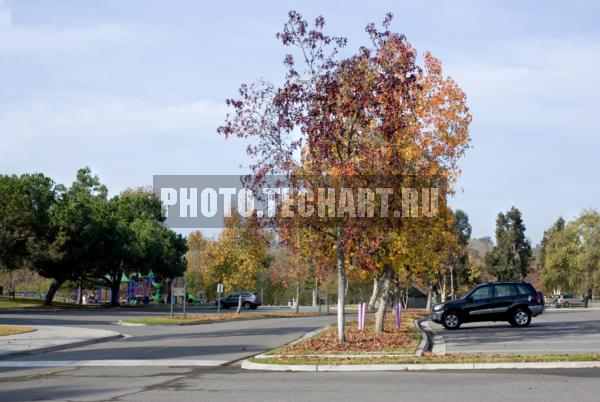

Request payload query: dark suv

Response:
[215,292,262,310]
[431,281,544,329]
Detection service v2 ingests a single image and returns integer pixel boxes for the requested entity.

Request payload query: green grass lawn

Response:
[252,352,600,365]
[0,296,103,310]
[0,325,36,336]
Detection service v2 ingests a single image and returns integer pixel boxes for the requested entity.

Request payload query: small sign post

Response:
[183,282,186,319]
[172,286,185,318]
[217,283,224,314]
[170,280,174,318]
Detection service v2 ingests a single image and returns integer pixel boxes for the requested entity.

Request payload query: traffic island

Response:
[0,325,36,337]
[244,311,432,370]
[0,326,123,359]
[242,312,600,371]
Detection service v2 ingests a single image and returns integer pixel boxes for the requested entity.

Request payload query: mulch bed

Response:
[280,311,426,354]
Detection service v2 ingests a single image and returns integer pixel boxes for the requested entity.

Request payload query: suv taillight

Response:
[535,292,542,305]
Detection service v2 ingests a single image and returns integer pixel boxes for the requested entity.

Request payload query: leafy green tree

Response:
[540,217,566,270]
[85,188,187,306]
[33,168,108,305]
[451,209,472,296]
[0,174,55,273]
[485,207,532,281]
[543,211,600,307]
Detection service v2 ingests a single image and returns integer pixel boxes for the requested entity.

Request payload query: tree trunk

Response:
[368,276,381,310]
[583,288,593,308]
[77,278,83,305]
[426,285,434,311]
[110,273,122,307]
[295,281,301,314]
[44,279,64,306]
[236,289,243,313]
[374,264,393,334]
[336,238,346,344]
[450,267,454,300]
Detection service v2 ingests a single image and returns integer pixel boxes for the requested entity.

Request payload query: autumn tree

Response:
[485,207,532,281]
[219,11,470,341]
[205,213,270,313]
[185,231,211,299]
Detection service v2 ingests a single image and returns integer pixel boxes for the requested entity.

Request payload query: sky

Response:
[1,0,599,244]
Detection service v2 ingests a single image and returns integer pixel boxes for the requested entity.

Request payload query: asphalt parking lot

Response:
[428,309,600,354]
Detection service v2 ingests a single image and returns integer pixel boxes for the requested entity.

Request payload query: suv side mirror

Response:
[467,296,473,303]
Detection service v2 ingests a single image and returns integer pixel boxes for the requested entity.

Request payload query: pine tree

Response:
[485,207,532,280]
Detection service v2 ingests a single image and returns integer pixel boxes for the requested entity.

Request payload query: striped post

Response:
[395,302,402,329]
[361,302,365,330]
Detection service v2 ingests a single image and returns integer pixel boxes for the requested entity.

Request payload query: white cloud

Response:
[0,1,140,52]
[447,36,600,135]
[0,98,229,151]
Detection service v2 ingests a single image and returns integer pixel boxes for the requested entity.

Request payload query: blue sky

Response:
[1,0,599,244]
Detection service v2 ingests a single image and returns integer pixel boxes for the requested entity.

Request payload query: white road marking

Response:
[0,359,227,367]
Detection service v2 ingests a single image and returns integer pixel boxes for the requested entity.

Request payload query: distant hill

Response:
[466,237,495,282]
[468,236,494,262]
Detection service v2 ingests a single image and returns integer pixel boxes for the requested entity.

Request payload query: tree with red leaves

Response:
[219,11,470,342]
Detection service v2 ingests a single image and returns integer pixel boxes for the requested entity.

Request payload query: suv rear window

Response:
[516,284,533,295]
[494,284,518,297]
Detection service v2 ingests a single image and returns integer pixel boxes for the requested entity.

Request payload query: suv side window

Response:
[516,284,532,295]
[494,284,518,297]
[471,285,492,301]
[242,292,252,298]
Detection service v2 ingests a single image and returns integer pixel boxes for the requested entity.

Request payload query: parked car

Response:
[431,281,544,329]
[556,293,584,308]
[215,292,262,310]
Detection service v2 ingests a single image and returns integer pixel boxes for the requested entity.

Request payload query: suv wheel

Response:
[510,308,531,327]
[243,301,252,310]
[442,311,461,330]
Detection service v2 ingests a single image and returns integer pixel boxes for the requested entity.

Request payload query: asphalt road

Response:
[0,309,336,362]
[428,309,600,354]
[2,309,600,401]
[2,365,600,401]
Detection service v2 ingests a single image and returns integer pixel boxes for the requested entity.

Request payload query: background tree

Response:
[485,207,532,281]
[30,168,109,305]
[543,211,600,307]
[451,209,472,297]
[0,174,55,274]
[205,213,270,313]
[185,231,211,300]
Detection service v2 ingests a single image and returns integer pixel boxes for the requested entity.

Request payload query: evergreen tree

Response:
[485,207,532,280]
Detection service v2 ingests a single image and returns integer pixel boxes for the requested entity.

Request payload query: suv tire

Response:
[442,311,461,330]
[510,308,531,327]
[243,301,252,310]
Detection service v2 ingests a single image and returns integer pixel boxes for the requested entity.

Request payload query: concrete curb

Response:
[0,330,123,359]
[241,359,600,372]
[419,318,446,355]
[415,317,429,357]
[116,320,148,326]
